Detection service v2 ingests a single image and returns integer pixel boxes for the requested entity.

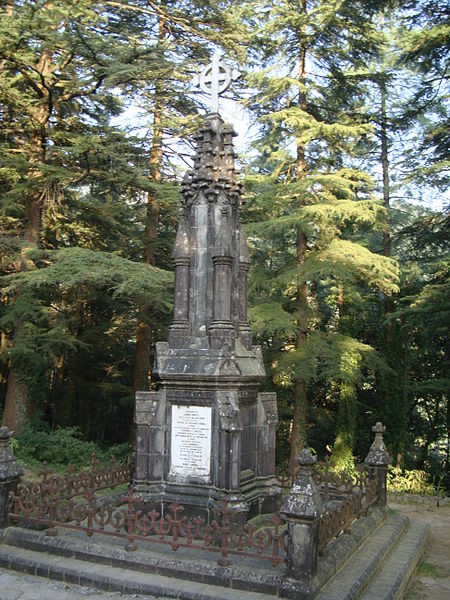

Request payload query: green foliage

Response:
[12,422,131,471]
[3,247,173,310]
[275,332,388,388]
[0,247,173,437]
[387,466,445,497]
[417,560,447,578]
[0,0,447,491]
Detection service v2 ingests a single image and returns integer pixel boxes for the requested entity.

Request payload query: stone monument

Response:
[134,52,280,517]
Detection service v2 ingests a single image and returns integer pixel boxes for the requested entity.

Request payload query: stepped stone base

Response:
[0,506,429,599]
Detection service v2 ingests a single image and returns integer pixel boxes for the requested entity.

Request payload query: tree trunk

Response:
[2,369,28,431]
[289,12,308,476]
[396,332,409,467]
[133,18,166,393]
[1,44,51,429]
[380,80,393,341]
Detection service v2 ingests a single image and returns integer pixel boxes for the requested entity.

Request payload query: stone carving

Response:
[365,421,391,466]
[192,50,240,114]
[134,56,280,516]
[280,450,324,519]
[280,449,324,579]
[181,115,242,208]
[167,112,256,355]
[217,391,241,432]
[365,421,390,506]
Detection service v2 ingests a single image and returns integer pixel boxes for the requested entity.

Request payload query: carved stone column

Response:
[168,212,190,348]
[365,421,390,506]
[217,391,243,492]
[209,206,235,350]
[238,227,252,350]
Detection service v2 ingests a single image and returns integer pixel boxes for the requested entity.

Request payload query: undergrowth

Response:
[387,465,445,497]
[10,422,131,471]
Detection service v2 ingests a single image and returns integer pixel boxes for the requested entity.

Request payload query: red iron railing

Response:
[9,454,380,567]
[317,465,378,555]
[8,458,287,568]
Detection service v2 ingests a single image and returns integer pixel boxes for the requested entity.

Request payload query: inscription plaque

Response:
[170,405,212,478]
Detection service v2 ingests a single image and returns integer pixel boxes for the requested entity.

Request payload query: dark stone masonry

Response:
[134,112,281,518]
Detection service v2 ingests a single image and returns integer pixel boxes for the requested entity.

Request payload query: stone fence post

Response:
[0,426,23,531]
[280,449,324,580]
[364,422,390,506]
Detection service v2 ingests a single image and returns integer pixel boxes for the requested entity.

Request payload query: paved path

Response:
[0,569,159,600]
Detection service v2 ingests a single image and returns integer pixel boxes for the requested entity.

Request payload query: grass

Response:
[417,559,448,578]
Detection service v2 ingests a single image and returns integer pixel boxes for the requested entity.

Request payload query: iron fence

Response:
[8,459,287,568]
[317,467,378,555]
[8,454,380,569]
[277,456,380,555]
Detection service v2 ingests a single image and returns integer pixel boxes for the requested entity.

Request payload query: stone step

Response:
[0,509,427,600]
[1,508,385,599]
[0,543,277,600]
[315,512,418,600]
[359,521,429,600]
[1,526,293,596]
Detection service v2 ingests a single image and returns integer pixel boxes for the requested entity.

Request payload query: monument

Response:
[134,52,280,517]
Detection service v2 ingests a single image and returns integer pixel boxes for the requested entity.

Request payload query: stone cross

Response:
[192,50,240,114]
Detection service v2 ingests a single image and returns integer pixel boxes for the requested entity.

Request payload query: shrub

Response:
[12,423,131,471]
[387,465,445,497]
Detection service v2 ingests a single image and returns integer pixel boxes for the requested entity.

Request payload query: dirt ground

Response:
[388,493,450,599]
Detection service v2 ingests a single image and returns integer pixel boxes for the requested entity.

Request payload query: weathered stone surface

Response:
[134,113,280,516]
[0,427,23,482]
[280,450,324,520]
[280,450,324,580]
[364,422,390,506]
[365,422,391,466]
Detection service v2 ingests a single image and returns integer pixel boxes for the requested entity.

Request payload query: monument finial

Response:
[192,49,240,114]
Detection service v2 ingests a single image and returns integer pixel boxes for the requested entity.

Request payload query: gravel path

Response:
[391,494,450,599]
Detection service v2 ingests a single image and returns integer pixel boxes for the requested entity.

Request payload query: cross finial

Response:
[372,422,386,436]
[192,50,240,114]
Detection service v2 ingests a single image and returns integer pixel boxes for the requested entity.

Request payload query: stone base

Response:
[134,476,282,523]
[1,506,414,600]
[240,475,283,518]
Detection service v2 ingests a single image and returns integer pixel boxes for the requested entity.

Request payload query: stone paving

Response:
[0,568,159,600]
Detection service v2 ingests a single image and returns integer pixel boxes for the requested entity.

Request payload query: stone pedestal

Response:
[365,422,390,506]
[280,449,325,580]
[134,114,280,518]
[135,346,280,517]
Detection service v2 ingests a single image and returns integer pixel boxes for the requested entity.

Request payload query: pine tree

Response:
[391,207,449,484]
[240,0,399,471]
[0,0,173,430]
[347,1,450,464]
[396,0,449,192]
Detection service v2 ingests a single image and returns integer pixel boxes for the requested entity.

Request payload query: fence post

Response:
[364,422,390,506]
[0,427,23,531]
[280,449,324,580]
